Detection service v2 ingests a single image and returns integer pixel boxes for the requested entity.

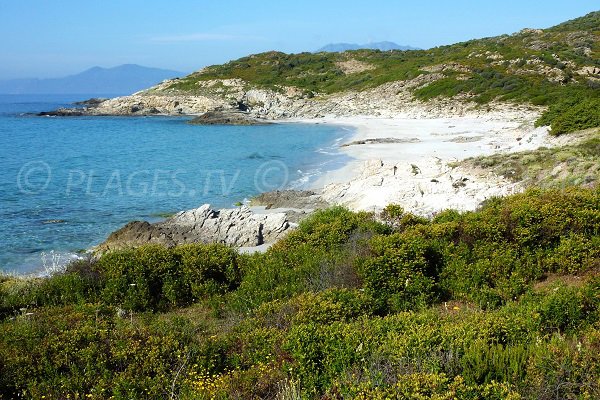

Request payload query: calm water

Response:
[0,94,352,274]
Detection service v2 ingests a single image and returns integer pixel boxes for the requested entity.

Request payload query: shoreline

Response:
[10,107,574,274]
[285,109,567,214]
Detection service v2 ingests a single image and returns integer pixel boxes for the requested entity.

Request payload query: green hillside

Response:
[1,188,599,398]
[166,11,600,135]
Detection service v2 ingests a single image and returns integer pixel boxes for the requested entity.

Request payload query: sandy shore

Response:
[288,109,564,215]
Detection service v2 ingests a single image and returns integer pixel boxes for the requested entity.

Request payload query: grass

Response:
[460,129,600,187]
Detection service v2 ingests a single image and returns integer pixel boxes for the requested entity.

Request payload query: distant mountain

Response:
[0,64,183,95]
[317,41,419,52]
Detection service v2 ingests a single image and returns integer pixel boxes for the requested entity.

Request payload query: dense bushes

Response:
[0,188,599,398]
[536,96,600,135]
[547,97,600,135]
[360,233,440,312]
[0,243,241,316]
[97,243,241,311]
[227,207,388,312]
[0,305,199,398]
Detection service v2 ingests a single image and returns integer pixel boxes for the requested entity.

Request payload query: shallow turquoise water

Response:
[0,95,351,273]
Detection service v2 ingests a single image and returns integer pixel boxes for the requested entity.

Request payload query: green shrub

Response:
[0,305,198,398]
[547,98,600,135]
[535,281,599,334]
[547,234,600,274]
[174,243,240,298]
[460,341,532,385]
[381,204,428,231]
[98,245,182,311]
[97,243,241,311]
[278,206,389,251]
[360,233,441,312]
[0,266,102,318]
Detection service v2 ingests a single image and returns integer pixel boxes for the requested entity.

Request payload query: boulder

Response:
[95,204,293,254]
[188,111,272,125]
[250,190,328,210]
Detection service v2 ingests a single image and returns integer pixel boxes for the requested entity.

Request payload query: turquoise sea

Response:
[0,95,352,274]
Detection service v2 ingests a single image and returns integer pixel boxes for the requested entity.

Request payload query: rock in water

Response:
[188,111,272,125]
[95,204,292,254]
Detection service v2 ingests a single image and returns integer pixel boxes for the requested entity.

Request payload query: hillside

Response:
[146,11,597,134]
[0,64,183,95]
[1,188,599,398]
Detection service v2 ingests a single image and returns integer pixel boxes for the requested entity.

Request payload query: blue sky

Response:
[0,0,598,79]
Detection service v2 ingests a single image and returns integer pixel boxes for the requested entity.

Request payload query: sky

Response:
[0,0,598,79]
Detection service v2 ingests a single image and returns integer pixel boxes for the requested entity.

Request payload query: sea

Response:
[0,94,352,274]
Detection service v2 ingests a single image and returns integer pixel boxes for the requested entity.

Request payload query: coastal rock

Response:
[95,204,295,254]
[38,108,86,116]
[36,71,543,121]
[97,221,176,252]
[320,157,523,216]
[250,190,328,210]
[73,98,108,107]
[188,111,272,125]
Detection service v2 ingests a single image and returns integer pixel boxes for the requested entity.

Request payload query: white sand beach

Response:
[292,109,565,215]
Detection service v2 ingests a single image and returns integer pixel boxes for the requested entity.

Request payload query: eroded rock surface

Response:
[188,111,272,125]
[250,190,328,210]
[95,204,294,254]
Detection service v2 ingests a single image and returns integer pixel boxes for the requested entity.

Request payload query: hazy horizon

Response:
[1,0,598,80]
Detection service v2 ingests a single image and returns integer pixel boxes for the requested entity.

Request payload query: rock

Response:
[96,221,176,253]
[73,98,108,107]
[445,135,483,143]
[95,204,295,254]
[340,137,421,147]
[250,190,328,210]
[188,111,272,125]
[41,219,67,224]
[452,177,469,188]
[37,108,86,116]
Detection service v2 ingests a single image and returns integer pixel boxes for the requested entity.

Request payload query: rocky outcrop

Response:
[73,98,108,107]
[320,158,523,215]
[249,190,328,210]
[95,204,294,254]
[39,72,542,121]
[38,108,87,116]
[188,111,272,125]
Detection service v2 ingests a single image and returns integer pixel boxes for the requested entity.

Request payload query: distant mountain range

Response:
[0,64,183,95]
[316,41,419,52]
